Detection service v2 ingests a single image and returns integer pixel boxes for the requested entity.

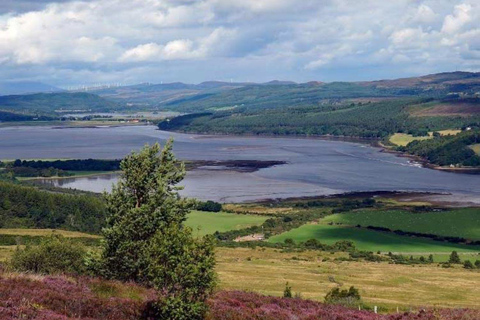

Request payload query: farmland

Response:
[268,223,480,253]
[322,208,480,240]
[215,247,480,309]
[185,210,268,236]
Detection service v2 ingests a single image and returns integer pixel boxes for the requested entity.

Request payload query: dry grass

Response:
[0,228,100,238]
[389,130,461,146]
[215,247,480,309]
[223,204,295,215]
[469,143,480,155]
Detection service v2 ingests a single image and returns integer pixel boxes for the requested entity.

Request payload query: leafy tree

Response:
[463,260,474,269]
[448,251,461,264]
[143,224,216,320]
[428,254,434,263]
[98,141,216,319]
[100,140,191,282]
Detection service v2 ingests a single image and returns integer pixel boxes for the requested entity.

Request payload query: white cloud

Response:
[442,4,472,34]
[0,0,479,85]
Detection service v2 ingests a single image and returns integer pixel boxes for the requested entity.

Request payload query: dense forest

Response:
[0,181,105,233]
[159,98,480,138]
[400,130,480,166]
[10,159,121,171]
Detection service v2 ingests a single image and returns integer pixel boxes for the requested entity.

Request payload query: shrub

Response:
[283,282,292,298]
[10,235,87,275]
[197,201,222,212]
[324,286,362,308]
[448,251,461,264]
[463,260,474,269]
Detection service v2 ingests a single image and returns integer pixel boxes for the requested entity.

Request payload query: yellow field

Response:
[389,130,461,146]
[1,244,478,309]
[469,143,480,155]
[0,228,100,238]
[215,247,480,309]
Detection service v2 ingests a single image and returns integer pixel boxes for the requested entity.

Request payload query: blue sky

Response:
[0,0,479,87]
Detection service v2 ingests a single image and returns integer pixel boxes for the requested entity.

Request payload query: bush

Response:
[448,251,461,264]
[197,201,222,212]
[463,260,475,269]
[10,235,87,275]
[283,282,292,298]
[324,286,362,308]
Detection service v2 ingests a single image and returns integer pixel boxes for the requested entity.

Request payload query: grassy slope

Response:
[268,224,480,253]
[389,130,462,146]
[216,247,480,309]
[322,208,480,240]
[470,143,480,155]
[0,228,100,238]
[185,210,267,236]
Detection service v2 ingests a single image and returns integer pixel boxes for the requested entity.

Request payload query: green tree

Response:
[143,224,216,319]
[448,251,461,264]
[98,141,216,319]
[100,140,191,282]
[463,260,474,269]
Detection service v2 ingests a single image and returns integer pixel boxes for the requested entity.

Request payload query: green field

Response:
[268,224,480,253]
[185,211,267,236]
[322,208,480,240]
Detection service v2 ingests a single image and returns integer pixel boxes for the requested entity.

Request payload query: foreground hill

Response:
[0,272,477,320]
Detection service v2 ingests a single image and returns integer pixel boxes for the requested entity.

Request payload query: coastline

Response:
[159,127,480,175]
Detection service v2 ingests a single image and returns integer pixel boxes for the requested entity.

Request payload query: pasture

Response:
[389,130,461,146]
[185,210,267,236]
[215,247,480,309]
[322,208,480,240]
[268,223,480,253]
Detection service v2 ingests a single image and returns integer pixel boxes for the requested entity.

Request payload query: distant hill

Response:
[0,92,121,115]
[0,81,62,96]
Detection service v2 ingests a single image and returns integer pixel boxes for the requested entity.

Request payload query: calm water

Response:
[1,125,480,203]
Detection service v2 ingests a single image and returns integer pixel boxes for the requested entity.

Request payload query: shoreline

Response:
[159,128,480,175]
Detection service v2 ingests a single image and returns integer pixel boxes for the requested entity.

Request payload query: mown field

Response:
[268,224,480,253]
[322,208,480,240]
[185,210,268,236]
[389,129,461,146]
[470,143,480,155]
[215,247,480,309]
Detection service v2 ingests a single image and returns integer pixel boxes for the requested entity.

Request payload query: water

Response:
[1,125,480,203]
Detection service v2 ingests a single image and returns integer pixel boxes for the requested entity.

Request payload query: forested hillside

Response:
[0,92,121,115]
[0,181,105,232]
[159,98,480,138]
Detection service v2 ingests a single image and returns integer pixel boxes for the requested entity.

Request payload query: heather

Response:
[1,274,478,320]
[0,273,155,320]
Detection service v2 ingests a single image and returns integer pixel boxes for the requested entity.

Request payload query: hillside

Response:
[0,92,121,115]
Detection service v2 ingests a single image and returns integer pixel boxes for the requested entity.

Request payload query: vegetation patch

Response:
[185,210,268,237]
[323,208,480,241]
[268,223,480,253]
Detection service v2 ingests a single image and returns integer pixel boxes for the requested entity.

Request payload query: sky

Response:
[0,0,479,87]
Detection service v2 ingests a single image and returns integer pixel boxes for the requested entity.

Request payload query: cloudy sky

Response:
[0,0,479,87]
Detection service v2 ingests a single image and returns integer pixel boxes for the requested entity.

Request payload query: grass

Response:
[389,130,461,146]
[322,208,480,240]
[215,247,480,309]
[0,228,100,238]
[469,143,480,155]
[389,133,431,146]
[185,210,268,237]
[267,224,480,253]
